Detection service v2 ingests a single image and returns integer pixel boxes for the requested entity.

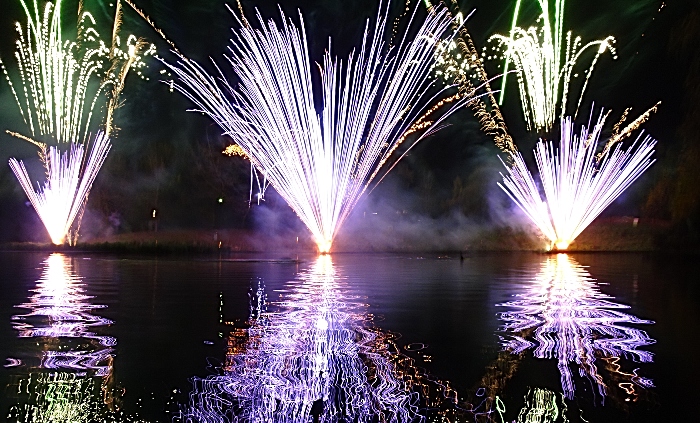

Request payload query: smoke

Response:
[333,127,543,252]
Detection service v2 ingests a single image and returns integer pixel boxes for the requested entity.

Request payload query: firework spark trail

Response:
[0,0,109,145]
[168,1,473,253]
[499,114,656,250]
[430,0,517,155]
[490,0,616,133]
[498,254,655,400]
[9,132,111,245]
[2,0,153,245]
[182,256,419,422]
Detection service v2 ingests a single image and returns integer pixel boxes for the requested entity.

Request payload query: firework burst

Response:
[499,112,656,250]
[1,0,153,244]
[490,0,616,133]
[9,132,111,245]
[168,2,475,253]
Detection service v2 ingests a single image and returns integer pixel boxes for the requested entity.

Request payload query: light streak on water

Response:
[4,253,126,421]
[6,373,101,422]
[168,1,476,253]
[489,0,616,132]
[182,255,420,422]
[184,256,513,422]
[515,387,568,423]
[498,254,655,400]
[10,253,115,376]
[9,132,112,245]
[498,113,656,250]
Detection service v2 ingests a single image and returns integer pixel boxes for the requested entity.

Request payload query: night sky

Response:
[0,0,697,246]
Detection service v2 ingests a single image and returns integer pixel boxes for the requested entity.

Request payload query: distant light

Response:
[152,209,157,218]
[218,197,224,204]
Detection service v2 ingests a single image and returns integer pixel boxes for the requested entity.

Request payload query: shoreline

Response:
[2,217,695,255]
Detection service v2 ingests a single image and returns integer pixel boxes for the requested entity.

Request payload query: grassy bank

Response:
[2,216,689,254]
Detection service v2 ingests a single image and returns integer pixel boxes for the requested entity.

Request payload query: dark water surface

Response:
[0,251,697,422]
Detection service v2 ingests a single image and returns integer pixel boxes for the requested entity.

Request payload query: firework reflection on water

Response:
[498,254,655,402]
[5,253,121,421]
[10,253,115,375]
[183,255,421,422]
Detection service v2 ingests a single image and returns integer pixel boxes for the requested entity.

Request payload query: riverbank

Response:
[2,216,689,254]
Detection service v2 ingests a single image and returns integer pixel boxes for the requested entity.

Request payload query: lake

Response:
[0,251,697,422]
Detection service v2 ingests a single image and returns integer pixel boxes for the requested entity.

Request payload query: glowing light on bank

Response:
[499,113,656,250]
[498,254,655,400]
[490,0,616,132]
[9,133,111,245]
[168,2,474,253]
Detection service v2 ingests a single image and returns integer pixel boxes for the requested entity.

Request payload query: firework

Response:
[499,113,656,250]
[0,0,106,145]
[168,2,473,253]
[1,0,153,244]
[223,143,271,205]
[430,0,517,155]
[498,254,655,400]
[490,0,616,132]
[9,132,111,245]
[0,0,152,144]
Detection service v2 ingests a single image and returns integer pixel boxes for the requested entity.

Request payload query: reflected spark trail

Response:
[183,256,419,422]
[499,113,656,250]
[10,253,115,376]
[490,0,616,132]
[516,388,568,423]
[6,373,111,423]
[9,132,111,245]
[4,254,148,421]
[498,254,655,400]
[168,1,474,253]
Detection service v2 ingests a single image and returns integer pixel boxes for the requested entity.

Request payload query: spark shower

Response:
[490,0,616,132]
[499,113,656,250]
[1,0,153,245]
[168,1,476,253]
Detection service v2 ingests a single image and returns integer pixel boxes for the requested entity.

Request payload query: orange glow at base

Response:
[317,239,332,255]
[555,240,570,250]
